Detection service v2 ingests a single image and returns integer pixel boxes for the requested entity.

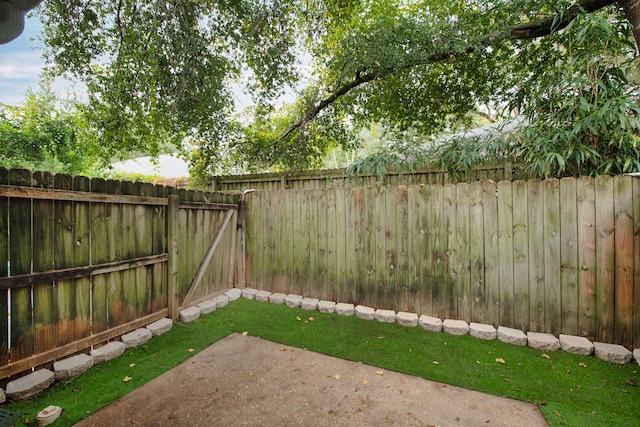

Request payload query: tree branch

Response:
[277,0,619,142]
[511,0,616,39]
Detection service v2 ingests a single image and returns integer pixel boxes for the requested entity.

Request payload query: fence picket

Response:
[512,180,529,331]
[443,184,457,319]
[483,181,500,327]
[595,176,615,342]
[576,177,596,340]
[560,178,579,335]
[455,183,471,322]
[0,169,8,365]
[544,179,561,335]
[528,180,545,332]
[469,182,485,323]
[497,180,514,327]
[613,175,634,345]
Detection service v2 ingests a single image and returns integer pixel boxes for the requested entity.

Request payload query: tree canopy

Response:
[35,0,640,181]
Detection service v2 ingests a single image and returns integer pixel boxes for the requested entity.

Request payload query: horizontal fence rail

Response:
[244,175,640,349]
[0,168,241,380]
[210,161,529,191]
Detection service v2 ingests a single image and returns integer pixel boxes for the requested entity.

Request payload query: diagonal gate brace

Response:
[183,209,235,305]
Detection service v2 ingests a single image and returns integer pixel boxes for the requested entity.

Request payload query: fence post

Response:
[167,195,179,320]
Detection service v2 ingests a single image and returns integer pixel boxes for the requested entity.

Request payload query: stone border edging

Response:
[5,287,639,404]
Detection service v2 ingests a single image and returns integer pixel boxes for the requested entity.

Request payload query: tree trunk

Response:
[619,0,640,53]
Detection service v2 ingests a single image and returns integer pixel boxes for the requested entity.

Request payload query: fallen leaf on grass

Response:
[432,361,439,365]
[296,317,302,321]
[308,317,315,322]
[541,353,551,359]
[551,364,556,371]
[129,363,135,368]
[496,358,506,364]
[187,348,194,353]
[626,379,637,386]
[242,331,248,336]
[123,376,132,382]
[553,410,562,418]
[579,362,587,368]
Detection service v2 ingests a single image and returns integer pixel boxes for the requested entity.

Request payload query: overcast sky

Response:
[0,12,52,106]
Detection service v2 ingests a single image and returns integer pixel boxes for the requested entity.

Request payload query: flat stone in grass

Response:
[91,341,126,364]
[301,298,319,311]
[469,323,497,340]
[418,315,442,332]
[225,288,242,301]
[317,300,336,313]
[284,294,303,307]
[594,342,632,364]
[269,293,287,304]
[375,309,396,323]
[255,290,272,302]
[355,305,375,320]
[146,318,173,336]
[527,332,560,352]
[443,319,469,335]
[54,354,94,380]
[559,334,594,356]
[215,294,230,308]
[634,348,640,365]
[180,306,201,322]
[122,328,153,349]
[497,326,527,346]
[6,369,54,401]
[396,312,419,327]
[335,303,354,316]
[197,299,217,314]
[242,288,258,299]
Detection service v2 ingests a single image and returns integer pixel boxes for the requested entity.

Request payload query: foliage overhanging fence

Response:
[0,168,241,381]
[243,175,640,349]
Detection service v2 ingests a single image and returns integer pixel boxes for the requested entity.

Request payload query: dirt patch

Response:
[75,333,548,426]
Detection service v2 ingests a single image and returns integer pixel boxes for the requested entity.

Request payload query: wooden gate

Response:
[0,169,240,380]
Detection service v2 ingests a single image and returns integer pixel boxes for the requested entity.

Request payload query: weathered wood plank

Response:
[341,187,355,304]
[52,173,74,348]
[595,175,615,342]
[336,188,354,302]
[90,178,109,332]
[73,176,91,339]
[469,182,485,323]
[633,176,640,349]
[418,185,433,316]
[0,184,167,205]
[430,184,445,319]
[497,180,514,327]
[543,179,561,335]
[613,175,634,347]
[365,187,377,308]
[353,187,367,304]
[295,190,310,296]
[0,169,8,365]
[527,180,545,332]
[455,183,471,323]
[374,186,389,309]
[384,186,397,310]
[283,190,295,291]
[576,177,596,340]
[559,178,579,335]
[396,186,410,312]
[150,184,166,313]
[9,169,34,362]
[483,181,500,326]
[407,186,422,314]
[33,171,56,354]
[327,188,339,302]
[512,180,530,331]
[274,190,288,292]
[443,184,457,319]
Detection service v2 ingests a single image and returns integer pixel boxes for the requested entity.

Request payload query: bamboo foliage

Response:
[245,176,640,349]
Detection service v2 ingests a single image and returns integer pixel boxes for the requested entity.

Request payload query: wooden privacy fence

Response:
[0,168,241,380]
[210,161,528,191]
[244,175,640,349]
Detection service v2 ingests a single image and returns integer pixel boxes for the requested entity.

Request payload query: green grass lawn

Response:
[6,298,640,426]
